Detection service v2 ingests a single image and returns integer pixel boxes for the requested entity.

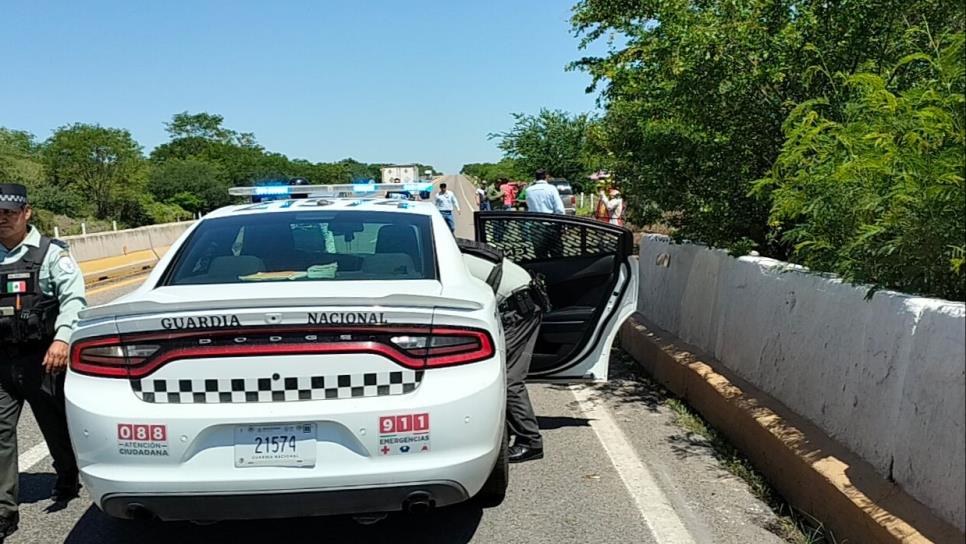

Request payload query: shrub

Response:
[758,33,965,300]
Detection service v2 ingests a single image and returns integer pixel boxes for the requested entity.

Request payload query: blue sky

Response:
[0,1,607,173]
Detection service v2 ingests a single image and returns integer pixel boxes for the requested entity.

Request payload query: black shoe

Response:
[0,512,18,539]
[508,444,544,463]
[51,477,81,503]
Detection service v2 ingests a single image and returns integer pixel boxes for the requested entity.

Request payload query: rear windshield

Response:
[163,211,437,285]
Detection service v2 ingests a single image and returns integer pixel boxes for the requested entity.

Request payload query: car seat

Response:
[207,255,266,282]
[375,225,420,271]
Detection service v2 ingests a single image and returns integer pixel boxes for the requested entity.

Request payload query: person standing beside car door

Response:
[0,183,84,542]
[457,239,545,463]
[525,170,566,259]
[525,170,565,215]
[499,260,547,463]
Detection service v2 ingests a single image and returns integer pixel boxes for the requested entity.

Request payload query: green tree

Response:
[0,129,44,186]
[461,158,524,182]
[165,111,257,147]
[570,0,964,254]
[43,123,146,219]
[757,32,965,299]
[491,109,593,189]
[1,128,91,218]
[414,163,440,178]
[148,158,231,213]
[337,158,376,181]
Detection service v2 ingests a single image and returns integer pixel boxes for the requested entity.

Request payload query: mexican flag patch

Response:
[5,280,27,294]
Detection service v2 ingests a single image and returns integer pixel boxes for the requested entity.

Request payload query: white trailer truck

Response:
[381,164,421,184]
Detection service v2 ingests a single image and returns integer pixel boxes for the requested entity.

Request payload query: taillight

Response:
[389,328,494,367]
[71,337,161,377]
[571,195,576,205]
[71,326,494,378]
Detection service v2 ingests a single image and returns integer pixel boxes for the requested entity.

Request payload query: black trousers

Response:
[0,345,78,517]
[504,309,543,450]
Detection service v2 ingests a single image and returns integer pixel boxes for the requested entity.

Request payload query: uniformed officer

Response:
[499,259,546,463]
[0,184,84,541]
[456,238,545,463]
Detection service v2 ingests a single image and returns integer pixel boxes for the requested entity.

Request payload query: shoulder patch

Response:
[56,251,77,274]
[51,239,70,250]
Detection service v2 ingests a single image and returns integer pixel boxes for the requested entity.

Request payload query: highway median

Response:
[64,221,193,290]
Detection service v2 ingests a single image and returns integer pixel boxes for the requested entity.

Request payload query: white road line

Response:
[457,175,478,212]
[571,385,698,544]
[19,441,50,471]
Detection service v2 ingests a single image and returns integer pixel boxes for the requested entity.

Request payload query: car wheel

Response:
[475,426,509,507]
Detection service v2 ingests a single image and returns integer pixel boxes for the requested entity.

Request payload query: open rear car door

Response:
[474,212,638,381]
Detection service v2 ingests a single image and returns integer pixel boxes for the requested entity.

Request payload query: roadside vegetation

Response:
[464,1,965,301]
[665,397,834,544]
[0,112,437,234]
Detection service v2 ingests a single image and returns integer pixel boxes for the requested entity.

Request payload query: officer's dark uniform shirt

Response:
[0,226,86,344]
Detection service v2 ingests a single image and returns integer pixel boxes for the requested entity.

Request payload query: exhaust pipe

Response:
[352,513,389,525]
[403,491,435,514]
[125,503,155,521]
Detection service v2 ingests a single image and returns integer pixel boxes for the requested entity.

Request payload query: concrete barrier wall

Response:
[637,234,966,531]
[62,221,194,262]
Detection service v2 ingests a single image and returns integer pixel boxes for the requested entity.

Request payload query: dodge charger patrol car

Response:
[66,184,638,522]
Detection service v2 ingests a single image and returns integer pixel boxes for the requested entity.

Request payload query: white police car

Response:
[66,184,638,522]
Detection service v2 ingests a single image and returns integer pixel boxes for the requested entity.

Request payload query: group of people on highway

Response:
[439,169,627,229]
[466,170,626,226]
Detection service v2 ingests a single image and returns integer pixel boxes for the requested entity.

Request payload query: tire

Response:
[475,427,509,507]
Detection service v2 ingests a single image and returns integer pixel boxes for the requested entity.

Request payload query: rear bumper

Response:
[101,481,468,521]
[67,353,506,515]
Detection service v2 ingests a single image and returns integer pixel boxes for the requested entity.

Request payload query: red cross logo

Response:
[381,446,390,455]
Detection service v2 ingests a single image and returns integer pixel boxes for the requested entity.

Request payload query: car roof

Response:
[203,197,439,220]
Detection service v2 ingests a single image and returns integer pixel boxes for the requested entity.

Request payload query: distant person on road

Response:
[485,182,503,211]
[525,169,565,215]
[500,180,517,210]
[596,187,625,226]
[515,185,528,211]
[476,184,490,211]
[0,184,85,542]
[434,182,460,234]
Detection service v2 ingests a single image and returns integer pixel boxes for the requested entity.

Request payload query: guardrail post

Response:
[112,220,117,231]
[53,226,59,238]
[81,223,87,235]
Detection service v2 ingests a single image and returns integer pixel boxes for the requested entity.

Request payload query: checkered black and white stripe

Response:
[131,370,423,404]
[0,194,27,205]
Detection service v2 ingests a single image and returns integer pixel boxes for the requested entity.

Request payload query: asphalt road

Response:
[10,177,786,543]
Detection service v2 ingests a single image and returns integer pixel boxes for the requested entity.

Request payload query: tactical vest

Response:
[0,237,62,348]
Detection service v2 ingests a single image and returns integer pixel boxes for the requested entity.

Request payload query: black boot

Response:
[508,444,544,463]
[0,512,19,540]
[51,473,81,503]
